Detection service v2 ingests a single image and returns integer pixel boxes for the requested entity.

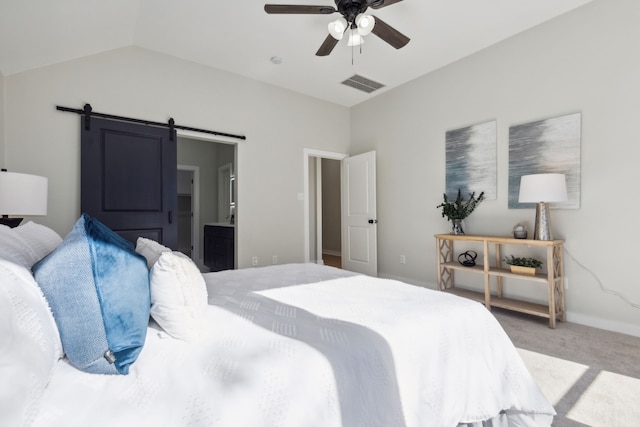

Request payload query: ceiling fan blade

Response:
[264,4,336,14]
[316,35,339,56]
[368,0,403,9]
[370,15,410,49]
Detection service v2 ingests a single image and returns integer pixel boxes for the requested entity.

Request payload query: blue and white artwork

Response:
[508,113,581,209]
[446,120,497,200]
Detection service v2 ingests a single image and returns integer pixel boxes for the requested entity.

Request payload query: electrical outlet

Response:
[252,256,258,266]
[272,255,278,265]
[400,254,406,264]
[564,277,569,290]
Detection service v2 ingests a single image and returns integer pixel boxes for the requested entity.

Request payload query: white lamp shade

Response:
[518,173,568,203]
[328,18,347,40]
[0,171,48,216]
[356,14,375,36]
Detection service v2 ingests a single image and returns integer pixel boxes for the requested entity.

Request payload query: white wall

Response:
[351,0,640,335]
[4,46,351,268]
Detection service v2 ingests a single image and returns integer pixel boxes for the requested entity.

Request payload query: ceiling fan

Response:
[264,0,410,56]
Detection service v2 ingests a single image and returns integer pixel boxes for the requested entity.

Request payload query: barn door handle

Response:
[368,219,378,224]
[168,210,173,224]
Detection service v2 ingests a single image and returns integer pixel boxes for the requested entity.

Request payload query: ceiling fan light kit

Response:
[347,32,365,46]
[328,18,348,40]
[355,13,375,35]
[265,0,409,56]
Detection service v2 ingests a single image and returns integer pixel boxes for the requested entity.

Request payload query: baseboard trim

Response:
[566,311,640,338]
[380,274,640,338]
[378,273,437,290]
[322,250,341,257]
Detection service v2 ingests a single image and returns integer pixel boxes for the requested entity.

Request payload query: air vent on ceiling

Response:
[341,74,385,94]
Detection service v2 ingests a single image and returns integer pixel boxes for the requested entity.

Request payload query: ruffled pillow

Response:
[149,251,208,341]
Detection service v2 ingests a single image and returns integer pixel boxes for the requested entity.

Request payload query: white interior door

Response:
[341,151,377,276]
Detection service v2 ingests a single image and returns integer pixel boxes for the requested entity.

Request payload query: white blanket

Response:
[33,264,554,426]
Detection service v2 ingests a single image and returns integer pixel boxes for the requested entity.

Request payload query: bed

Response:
[1,217,555,427]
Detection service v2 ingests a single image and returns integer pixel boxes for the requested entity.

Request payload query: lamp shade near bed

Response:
[518,173,567,240]
[0,170,48,228]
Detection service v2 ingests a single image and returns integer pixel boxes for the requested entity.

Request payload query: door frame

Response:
[303,148,348,263]
[177,164,200,263]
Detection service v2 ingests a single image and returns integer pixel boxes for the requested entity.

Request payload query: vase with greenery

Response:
[503,255,543,276]
[436,189,485,235]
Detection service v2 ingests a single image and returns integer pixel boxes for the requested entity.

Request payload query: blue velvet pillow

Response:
[33,214,150,375]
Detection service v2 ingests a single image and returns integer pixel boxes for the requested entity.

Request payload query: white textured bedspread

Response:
[33,263,554,426]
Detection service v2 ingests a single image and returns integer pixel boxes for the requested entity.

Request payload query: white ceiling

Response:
[0,0,593,107]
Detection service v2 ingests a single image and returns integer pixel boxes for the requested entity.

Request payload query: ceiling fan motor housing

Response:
[335,0,369,23]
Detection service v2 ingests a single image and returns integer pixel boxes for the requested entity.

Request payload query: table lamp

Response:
[518,173,567,240]
[0,169,48,228]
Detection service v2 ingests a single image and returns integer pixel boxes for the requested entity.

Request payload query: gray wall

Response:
[3,46,350,268]
[350,0,640,335]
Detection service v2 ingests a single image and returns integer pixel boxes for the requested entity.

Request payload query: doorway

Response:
[303,149,348,265]
[304,149,378,276]
[177,135,236,270]
[320,158,342,267]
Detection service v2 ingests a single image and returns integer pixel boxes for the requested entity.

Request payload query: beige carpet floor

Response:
[492,309,640,426]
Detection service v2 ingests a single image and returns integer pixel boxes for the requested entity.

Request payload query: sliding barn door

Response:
[81,117,177,249]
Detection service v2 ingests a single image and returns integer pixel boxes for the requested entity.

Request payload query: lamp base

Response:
[533,202,553,240]
[0,216,23,228]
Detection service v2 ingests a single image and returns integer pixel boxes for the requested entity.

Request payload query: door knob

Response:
[368,219,378,224]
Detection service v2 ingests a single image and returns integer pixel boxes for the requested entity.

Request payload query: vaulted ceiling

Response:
[0,0,592,106]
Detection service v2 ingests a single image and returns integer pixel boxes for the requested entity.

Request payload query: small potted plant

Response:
[503,255,543,276]
[436,189,485,235]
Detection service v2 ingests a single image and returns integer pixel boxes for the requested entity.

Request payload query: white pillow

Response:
[0,225,40,269]
[136,237,171,269]
[0,223,62,269]
[0,259,63,426]
[14,222,63,260]
[149,251,208,341]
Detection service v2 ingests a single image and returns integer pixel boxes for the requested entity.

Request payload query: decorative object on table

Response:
[508,112,581,209]
[513,224,528,239]
[0,169,48,228]
[503,255,543,276]
[518,174,567,240]
[437,189,485,235]
[458,250,477,267]
[446,120,497,200]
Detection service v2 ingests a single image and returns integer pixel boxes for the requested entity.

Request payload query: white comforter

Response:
[33,264,554,427]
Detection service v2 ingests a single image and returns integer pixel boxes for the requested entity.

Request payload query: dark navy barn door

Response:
[81,117,177,249]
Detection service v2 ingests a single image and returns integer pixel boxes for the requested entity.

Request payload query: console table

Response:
[435,234,565,328]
